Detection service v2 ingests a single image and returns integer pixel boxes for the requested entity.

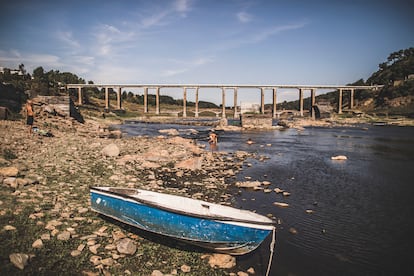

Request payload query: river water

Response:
[116,121,414,276]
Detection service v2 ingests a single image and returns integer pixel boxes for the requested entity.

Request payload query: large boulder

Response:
[0,166,19,177]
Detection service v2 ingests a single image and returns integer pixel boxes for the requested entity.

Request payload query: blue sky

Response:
[1,0,413,104]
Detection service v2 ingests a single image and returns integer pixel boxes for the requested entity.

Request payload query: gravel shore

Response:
[0,112,258,276]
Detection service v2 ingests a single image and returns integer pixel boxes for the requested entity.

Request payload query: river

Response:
[116,121,414,276]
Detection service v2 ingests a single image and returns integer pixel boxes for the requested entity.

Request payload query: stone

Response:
[102,143,120,157]
[273,202,289,208]
[71,250,81,257]
[207,254,236,269]
[101,257,114,266]
[16,178,29,187]
[89,244,101,254]
[235,181,261,188]
[274,188,284,193]
[78,207,89,214]
[90,255,102,266]
[3,177,17,188]
[32,239,44,249]
[116,238,136,255]
[247,267,255,274]
[331,155,347,160]
[151,270,164,276]
[3,225,16,231]
[181,264,191,273]
[9,253,29,270]
[105,244,117,251]
[0,166,19,177]
[289,227,298,235]
[57,231,71,241]
[175,157,202,171]
[112,230,127,241]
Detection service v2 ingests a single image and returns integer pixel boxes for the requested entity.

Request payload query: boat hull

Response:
[90,187,274,255]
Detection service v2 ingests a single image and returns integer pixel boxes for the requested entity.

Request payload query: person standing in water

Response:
[25,99,34,136]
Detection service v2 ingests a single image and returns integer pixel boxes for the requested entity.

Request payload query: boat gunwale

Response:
[90,186,275,227]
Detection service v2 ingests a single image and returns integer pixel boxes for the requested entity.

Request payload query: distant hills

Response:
[275,47,414,116]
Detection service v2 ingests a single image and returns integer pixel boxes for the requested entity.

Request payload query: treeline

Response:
[0,65,218,109]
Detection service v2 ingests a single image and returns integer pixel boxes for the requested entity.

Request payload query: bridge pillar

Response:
[272,87,277,118]
[117,87,122,110]
[233,88,238,118]
[311,88,316,120]
[155,87,160,115]
[349,88,354,109]
[338,88,343,114]
[221,88,226,118]
[77,87,83,105]
[105,87,110,111]
[183,87,187,118]
[299,88,304,117]
[261,87,265,114]
[195,87,199,118]
[144,87,148,113]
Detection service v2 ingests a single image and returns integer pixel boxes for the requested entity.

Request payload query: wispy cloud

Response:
[93,24,136,56]
[162,56,215,77]
[251,21,308,42]
[56,31,80,49]
[175,0,191,13]
[138,0,192,28]
[237,11,253,23]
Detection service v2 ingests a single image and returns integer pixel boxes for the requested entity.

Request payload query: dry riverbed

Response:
[0,113,261,275]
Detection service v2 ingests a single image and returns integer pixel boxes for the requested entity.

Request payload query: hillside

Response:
[276,47,414,117]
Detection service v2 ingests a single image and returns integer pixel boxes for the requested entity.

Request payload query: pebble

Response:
[101,257,114,266]
[151,270,164,276]
[71,250,81,257]
[273,202,289,208]
[57,231,71,241]
[89,244,101,254]
[181,264,191,273]
[32,239,44,249]
[90,255,102,266]
[116,238,137,255]
[289,227,298,235]
[331,155,347,160]
[3,225,16,231]
[274,188,284,193]
[9,253,30,270]
[206,254,236,269]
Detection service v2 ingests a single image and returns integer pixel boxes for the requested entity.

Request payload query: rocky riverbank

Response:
[0,111,262,275]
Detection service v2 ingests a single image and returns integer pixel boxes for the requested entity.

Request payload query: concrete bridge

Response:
[66,84,381,119]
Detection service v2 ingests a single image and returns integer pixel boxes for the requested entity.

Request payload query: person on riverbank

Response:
[25,99,34,136]
[208,131,218,145]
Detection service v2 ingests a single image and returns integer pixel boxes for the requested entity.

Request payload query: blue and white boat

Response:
[90,186,276,255]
